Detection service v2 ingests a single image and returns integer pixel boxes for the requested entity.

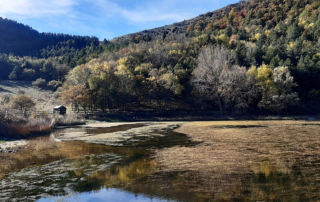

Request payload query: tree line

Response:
[2,0,320,115]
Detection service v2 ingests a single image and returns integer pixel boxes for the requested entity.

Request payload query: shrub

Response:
[17,89,25,95]
[0,118,51,138]
[32,78,47,88]
[53,92,60,99]
[47,80,62,90]
[53,114,85,126]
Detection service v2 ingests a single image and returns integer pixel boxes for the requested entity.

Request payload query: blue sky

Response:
[0,0,239,40]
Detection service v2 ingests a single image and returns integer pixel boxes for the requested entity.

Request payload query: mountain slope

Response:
[59,0,320,115]
[111,2,243,44]
[0,17,99,57]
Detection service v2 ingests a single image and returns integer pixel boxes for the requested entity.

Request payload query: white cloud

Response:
[0,0,219,23]
[0,0,76,17]
[93,0,203,23]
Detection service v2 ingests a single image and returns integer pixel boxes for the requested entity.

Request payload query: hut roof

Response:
[53,105,66,109]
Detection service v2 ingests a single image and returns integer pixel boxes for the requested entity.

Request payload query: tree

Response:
[148,66,184,111]
[10,94,36,113]
[225,26,233,37]
[286,23,299,40]
[220,65,258,113]
[63,64,91,87]
[87,63,117,112]
[60,85,92,113]
[52,64,69,80]
[255,65,298,113]
[9,65,22,80]
[254,64,276,111]
[191,45,238,115]
[115,59,134,110]
[270,66,299,112]
[41,61,53,75]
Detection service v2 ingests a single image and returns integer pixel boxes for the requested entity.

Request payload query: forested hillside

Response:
[0,18,105,80]
[59,0,320,115]
[0,18,100,57]
[2,0,320,115]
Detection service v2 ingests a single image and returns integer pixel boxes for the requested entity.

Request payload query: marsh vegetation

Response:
[1,121,320,201]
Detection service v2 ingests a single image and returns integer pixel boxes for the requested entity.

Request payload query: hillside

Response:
[0,17,100,57]
[0,80,60,111]
[58,0,320,115]
[2,0,320,116]
[111,2,243,44]
[0,18,105,80]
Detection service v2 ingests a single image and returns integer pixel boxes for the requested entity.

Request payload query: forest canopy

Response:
[2,0,320,115]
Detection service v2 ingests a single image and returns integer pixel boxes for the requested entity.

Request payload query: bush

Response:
[0,118,52,138]
[17,89,25,95]
[53,92,60,99]
[32,78,47,88]
[47,80,62,90]
[53,114,85,126]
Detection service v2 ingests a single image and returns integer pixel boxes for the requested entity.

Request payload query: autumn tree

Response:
[114,58,134,110]
[253,64,298,113]
[60,85,92,113]
[148,65,184,111]
[63,64,91,88]
[270,66,299,112]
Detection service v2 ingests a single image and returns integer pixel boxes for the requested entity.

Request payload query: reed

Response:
[0,118,52,139]
[53,114,85,126]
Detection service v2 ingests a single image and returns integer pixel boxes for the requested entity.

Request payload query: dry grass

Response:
[0,80,61,111]
[156,120,320,172]
[53,114,85,126]
[0,136,128,179]
[154,120,320,199]
[0,118,52,138]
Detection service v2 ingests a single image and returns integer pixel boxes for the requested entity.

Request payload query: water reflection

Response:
[85,123,146,135]
[38,188,175,202]
[0,124,146,179]
[0,124,200,201]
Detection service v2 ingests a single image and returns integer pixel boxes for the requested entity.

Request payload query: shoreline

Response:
[1,114,319,142]
[84,113,320,122]
[0,139,28,153]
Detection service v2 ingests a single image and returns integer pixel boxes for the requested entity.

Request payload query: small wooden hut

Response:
[53,106,66,115]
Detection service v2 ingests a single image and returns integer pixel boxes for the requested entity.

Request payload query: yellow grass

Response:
[154,120,320,200]
[1,118,52,139]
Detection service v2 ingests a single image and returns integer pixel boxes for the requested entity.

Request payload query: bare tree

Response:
[191,45,238,115]
[220,66,259,113]
[52,64,69,80]
[10,94,35,115]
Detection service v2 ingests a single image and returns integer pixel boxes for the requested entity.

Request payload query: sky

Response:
[0,0,240,40]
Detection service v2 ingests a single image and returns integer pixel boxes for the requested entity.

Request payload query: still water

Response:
[0,123,197,202]
[38,188,174,202]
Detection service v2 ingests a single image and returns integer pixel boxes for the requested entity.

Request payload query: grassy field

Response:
[154,120,320,201]
[0,80,61,111]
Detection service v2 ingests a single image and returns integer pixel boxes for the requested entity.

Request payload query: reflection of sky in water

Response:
[37,188,175,202]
